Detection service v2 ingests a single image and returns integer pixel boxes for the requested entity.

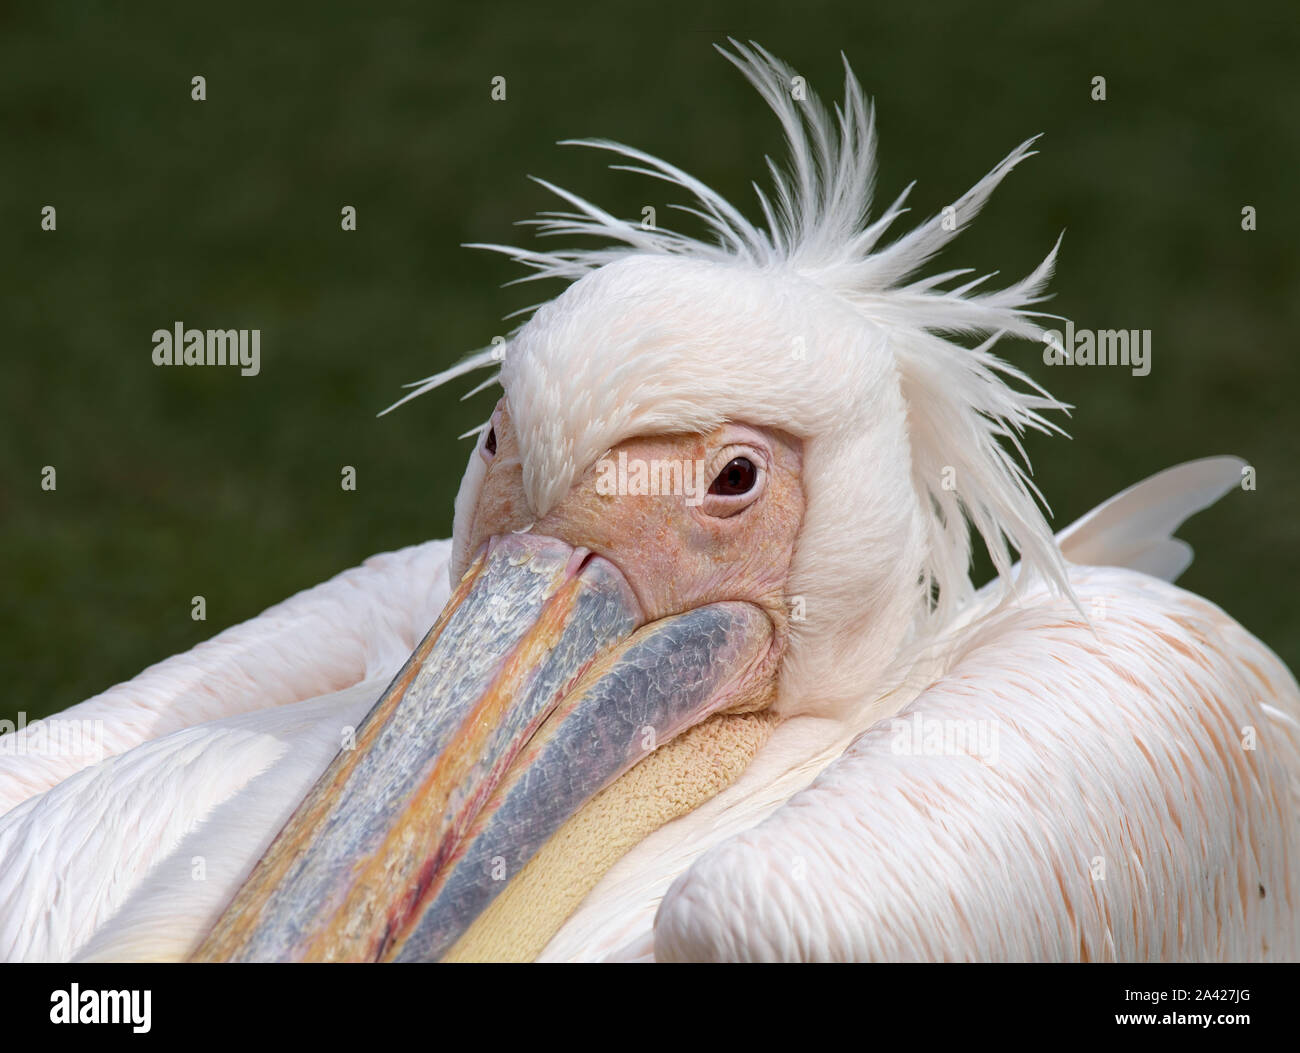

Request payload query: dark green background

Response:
[3,1,1296,725]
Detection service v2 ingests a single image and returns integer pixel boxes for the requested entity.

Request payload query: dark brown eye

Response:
[709,457,757,496]
[484,426,497,456]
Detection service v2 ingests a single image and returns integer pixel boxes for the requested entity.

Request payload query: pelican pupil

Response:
[485,426,497,456]
[710,457,756,496]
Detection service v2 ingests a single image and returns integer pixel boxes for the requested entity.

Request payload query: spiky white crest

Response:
[389,40,1073,698]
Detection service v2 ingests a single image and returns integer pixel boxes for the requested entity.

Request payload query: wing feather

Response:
[1055,456,1246,582]
[0,540,451,816]
[653,565,1300,961]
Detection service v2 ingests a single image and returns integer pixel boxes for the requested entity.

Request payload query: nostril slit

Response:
[566,547,598,578]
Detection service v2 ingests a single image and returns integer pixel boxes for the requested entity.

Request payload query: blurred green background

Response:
[3,0,1296,725]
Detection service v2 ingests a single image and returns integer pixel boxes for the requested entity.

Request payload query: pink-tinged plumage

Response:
[651,565,1299,962]
[0,542,451,817]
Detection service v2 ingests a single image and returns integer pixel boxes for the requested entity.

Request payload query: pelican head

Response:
[194,40,1072,961]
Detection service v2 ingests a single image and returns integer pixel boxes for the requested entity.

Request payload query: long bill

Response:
[192,532,771,962]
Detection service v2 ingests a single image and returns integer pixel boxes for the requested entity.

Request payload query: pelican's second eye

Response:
[709,457,757,496]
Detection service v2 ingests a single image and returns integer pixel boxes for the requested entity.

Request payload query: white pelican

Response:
[2,42,1296,963]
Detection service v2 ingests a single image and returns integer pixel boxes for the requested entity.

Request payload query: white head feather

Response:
[388,40,1073,716]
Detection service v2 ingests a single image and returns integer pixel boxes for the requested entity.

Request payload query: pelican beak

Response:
[192,532,772,962]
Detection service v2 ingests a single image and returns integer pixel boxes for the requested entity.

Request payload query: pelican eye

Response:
[709,457,757,496]
[484,426,497,457]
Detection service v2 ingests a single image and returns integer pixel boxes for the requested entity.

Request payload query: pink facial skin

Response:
[458,398,807,712]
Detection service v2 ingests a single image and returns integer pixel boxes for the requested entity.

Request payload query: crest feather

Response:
[388,39,1074,616]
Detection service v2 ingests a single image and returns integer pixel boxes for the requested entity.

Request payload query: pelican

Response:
[2,42,1297,963]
